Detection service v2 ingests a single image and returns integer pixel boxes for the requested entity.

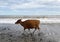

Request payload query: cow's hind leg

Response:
[37,27,41,35]
[38,27,40,31]
[28,29,31,33]
[33,28,36,34]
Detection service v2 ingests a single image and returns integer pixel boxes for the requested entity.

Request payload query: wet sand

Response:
[0,23,60,42]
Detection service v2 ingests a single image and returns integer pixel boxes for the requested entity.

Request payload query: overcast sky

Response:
[0,0,60,15]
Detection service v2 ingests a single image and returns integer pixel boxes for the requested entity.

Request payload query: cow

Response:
[15,19,40,33]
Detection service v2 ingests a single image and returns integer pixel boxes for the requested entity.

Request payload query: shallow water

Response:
[0,23,60,42]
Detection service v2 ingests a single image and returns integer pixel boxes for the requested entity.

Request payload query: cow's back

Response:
[23,20,40,28]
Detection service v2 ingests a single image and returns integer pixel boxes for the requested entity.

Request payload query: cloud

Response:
[0,1,8,7]
[9,0,60,10]
[9,2,46,9]
[0,0,60,10]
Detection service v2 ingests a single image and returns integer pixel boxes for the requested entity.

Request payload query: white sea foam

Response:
[0,18,60,24]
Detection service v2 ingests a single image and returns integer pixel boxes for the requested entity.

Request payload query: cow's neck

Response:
[20,21,24,26]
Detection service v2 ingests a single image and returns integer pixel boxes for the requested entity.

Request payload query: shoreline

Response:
[0,18,60,23]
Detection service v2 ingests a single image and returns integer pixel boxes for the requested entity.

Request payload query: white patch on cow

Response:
[21,19,28,22]
[21,18,40,22]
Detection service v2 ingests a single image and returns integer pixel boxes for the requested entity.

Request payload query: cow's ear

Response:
[18,19,22,22]
[20,19,21,21]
